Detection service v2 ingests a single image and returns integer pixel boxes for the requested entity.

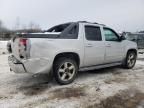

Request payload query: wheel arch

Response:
[123,48,137,69]
[53,52,80,67]
[127,49,137,56]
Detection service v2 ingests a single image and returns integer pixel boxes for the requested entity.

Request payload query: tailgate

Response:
[11,38,21,60]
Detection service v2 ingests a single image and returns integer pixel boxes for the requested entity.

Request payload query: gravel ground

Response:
[0,41,144,108]
[0,41,7,55]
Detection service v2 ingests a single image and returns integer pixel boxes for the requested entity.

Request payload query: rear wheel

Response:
[53,57,78,85]
[123,51,137,69]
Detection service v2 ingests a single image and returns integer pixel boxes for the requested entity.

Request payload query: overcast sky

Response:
[0,0,144,32]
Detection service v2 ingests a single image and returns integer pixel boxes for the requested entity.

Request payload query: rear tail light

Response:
[20,38,27,47]
[19,38,28,59]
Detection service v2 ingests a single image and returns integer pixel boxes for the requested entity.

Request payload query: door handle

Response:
[86,44,93,47]
[106,44,111,47]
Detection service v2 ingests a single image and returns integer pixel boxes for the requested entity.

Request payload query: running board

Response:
[79,62,122,71]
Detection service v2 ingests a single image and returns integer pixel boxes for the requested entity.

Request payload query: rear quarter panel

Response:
[29,38,84,67]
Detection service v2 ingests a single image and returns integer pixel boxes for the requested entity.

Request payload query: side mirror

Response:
[132,39,136,41]
[119,35,126,41]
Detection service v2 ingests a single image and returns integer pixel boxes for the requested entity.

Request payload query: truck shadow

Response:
[77,66,122,77]
[16,74,54,96]
[137,58,144,61]
[16,65,142,96]
[16,66,120,96]
[78,63,144,76]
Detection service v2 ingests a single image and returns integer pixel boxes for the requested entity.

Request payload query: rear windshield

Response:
[47,23,71,32]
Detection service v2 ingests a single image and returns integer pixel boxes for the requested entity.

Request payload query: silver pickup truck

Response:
[8,21,137,85]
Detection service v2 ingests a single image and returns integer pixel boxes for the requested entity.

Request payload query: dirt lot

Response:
[0,44,144,108]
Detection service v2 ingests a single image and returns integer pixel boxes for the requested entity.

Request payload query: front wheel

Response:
[53,57,78,85]
[123,51,137,69]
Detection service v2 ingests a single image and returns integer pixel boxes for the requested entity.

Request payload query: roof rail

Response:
[99,24,106,26]
[77,21,106,26]
[78,21,98,24]
[93,22,99,24]
[77,21,88,23]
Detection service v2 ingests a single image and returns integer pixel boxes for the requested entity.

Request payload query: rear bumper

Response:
[8,55,52,74]
[8,55,26,73]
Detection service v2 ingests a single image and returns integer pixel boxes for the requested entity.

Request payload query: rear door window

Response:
[85,26,102,41]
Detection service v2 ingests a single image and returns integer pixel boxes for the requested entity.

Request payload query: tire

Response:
[123,51,137,69]
[53,57,78,85]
